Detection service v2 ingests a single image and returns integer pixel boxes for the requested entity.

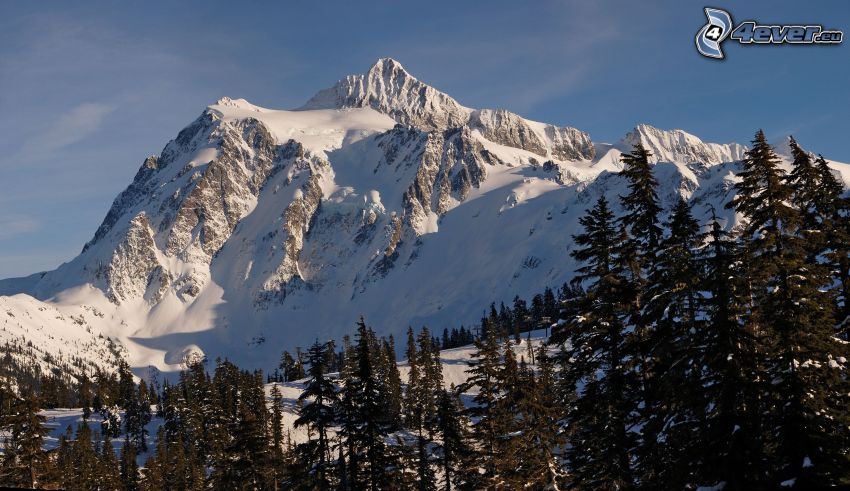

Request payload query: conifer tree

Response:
[812,153,850,338]
[269,383,286,490]
[120,435,140,491]
[640,197,704,487]
[619,141,663,252]
[494,341,523,485]
[463,324,502,487]
[379,336,404,430]
[98,433,122,490]
[125,383,152,453]
[696,214,761,489]
[517,346,565,489]
[786,137,822,240]
[558,195,635,488]
[69,423,100,490]
[0,394,53,489]
[727,130,850,486]
[435,387,474,491]
[339,318,398,490]
[337,335,361,489]
[618,141,665,481]
[294,340,339,488]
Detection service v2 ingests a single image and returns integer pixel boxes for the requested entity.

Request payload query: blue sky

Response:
[0,0,847,278]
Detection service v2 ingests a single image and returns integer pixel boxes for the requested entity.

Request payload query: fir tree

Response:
[270,383,286,490]
[125,383,152,453]
[379,336,404,431]
[463,324,502,487]
[97,433,122,490]
[336,319,399,490]
[619,141,663,251]
[558,195,636,488]
[639,197,704,487]
[120,435,140,491]
[435,387,474,491]
[0,394,53,489]
[727,130,850,486]
[294,340,339,488]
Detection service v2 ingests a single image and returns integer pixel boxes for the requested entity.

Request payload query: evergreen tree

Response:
[120,435,140,491]
[0,394,53,489]
[435,387,474,491]
[619,141,663,251]
[727,130,850,486]
[270,383,286,491]
[556,196,636,488]
[294,340,339,488]
[516,346,565,489]
[639,198,704,487]
[336,319,400,490]
[696,214,761,489]
[125,383,152,453]
[463,324,501,487]
[618,141,665,485]
[379,336,404,430]
[97,433,122,490]
[69,423,100,490]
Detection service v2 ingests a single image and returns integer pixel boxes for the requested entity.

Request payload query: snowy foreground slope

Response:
[2,57,849,375]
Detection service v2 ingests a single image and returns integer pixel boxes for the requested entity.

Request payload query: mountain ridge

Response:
[1,57,846,375]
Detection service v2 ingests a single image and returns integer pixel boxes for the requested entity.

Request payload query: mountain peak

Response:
[300,58,470,130]
[212,96,263,112]
[367,57,409,77]
[622,124,746,165]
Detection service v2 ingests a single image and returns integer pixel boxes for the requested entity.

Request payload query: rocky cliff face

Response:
[3,57,840,373]
[302,57,471,131]
[624,124,746,166]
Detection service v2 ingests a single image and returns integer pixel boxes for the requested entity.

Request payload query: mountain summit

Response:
[0,58,844,374]
[301,57,470,130]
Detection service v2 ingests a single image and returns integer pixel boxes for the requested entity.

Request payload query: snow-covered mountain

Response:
[2,58,848,375]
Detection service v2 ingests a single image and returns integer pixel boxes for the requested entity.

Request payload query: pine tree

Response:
[69,423,100,490]
[494,340,523,486]
[97,433,122,490]
[294,340,339,488]
[696,215,761,489]
[0,394,53,489]
[727,130,850,486]
[786,137,822,240]
[270,383,286,490]
[558,195,636,488]
[463,324,501,487]
[812,153,850,339]
[117,359,135,409]
[619,141,663,251]
[140,427,166,491]
[435,387,474,491]
[337,335,361,489]
[125,383,152,453]
[617,141,665,485]
[339,318,399,490]
[379,336,404,431]
[120,436,140,491]
[639,197,704,487]
[56,426,74,489]
[405,327,443,491]
[517,346,565,489]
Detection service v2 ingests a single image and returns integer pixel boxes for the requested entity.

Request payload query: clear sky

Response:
[0,0,847,278]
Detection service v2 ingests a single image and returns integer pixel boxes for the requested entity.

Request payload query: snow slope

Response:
[1,58,848,375]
